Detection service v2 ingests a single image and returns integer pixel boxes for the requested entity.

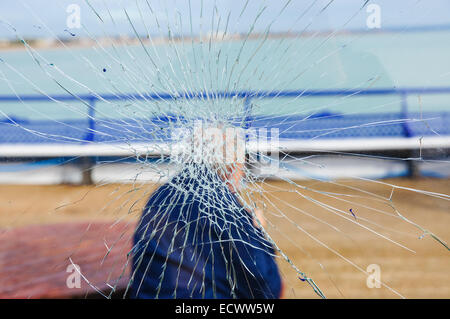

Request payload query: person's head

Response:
[177,121,246,192]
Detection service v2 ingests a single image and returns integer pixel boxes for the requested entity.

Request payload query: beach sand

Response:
[0,178,448,298]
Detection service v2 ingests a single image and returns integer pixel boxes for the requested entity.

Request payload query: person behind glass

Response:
[130,125,284,299]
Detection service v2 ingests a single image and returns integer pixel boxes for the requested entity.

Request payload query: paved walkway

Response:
[0,221,134,298]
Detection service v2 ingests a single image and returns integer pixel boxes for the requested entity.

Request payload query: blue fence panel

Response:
[0,87,449,144]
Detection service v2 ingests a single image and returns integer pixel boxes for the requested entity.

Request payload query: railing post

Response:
[86,96,96,143]
[400,92,412,138]
[80,156,94,185]
[243,96,253,168]
[81,97,97,185]
[243,96,252,130]
[400,92,420,178]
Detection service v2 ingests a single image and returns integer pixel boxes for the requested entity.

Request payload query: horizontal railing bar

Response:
[1,136,449,157]
[1,87,450,102]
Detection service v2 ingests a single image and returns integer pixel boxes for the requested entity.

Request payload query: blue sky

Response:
[1,0,450,39]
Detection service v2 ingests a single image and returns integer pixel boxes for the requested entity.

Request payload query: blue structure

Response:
[0,87,449,145]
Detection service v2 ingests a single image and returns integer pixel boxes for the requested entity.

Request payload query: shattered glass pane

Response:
[0,0,449,299]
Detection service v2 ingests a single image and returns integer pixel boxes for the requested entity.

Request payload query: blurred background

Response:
[0,0,448,299]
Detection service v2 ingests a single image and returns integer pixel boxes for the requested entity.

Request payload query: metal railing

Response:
[1,86,449,182]
[1,86,450,143]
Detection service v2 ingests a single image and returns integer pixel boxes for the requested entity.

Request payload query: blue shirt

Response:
[130,165,282,299]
